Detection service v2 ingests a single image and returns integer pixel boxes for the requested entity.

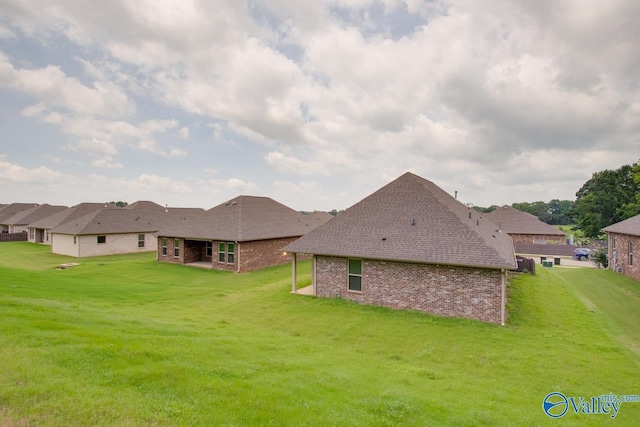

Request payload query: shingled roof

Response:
[603,214,640,237]
[2,204,68,226]
[484,205,565,236]
[285,172,517,270]
[156,195,322,242]
[29,203,114,230]
[0,203,39,224]
[51,202,204,235]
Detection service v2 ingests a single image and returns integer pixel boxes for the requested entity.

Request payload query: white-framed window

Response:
[227,243,235,263]
[348,259,362,292]
[138,234,145,248]
[97,235,106,244]
[162,238,168,255]
[629,241,634,266]
[174,239,180,257]
[217,242,235,264]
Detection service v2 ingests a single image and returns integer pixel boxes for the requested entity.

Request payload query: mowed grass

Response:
[1,243,639,426]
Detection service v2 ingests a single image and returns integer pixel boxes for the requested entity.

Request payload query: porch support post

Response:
[500,269,506,326]
[291,252,298,293]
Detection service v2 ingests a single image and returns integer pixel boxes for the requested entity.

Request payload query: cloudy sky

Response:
[1,1,638,211]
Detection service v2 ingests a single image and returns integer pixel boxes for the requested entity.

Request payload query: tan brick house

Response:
[51,201,203,257]
[484,205,566,244]
[28,203,108,245]
[603,214,640,281]
[156,196,329,272]
[285,172,517,325]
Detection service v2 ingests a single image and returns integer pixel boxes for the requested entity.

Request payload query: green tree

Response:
[571,163,640,238]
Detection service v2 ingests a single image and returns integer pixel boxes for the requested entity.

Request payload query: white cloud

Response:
[208,177,258,194]
[265,151,328,175]
[0,155,65,184]
[91,157,123,169]
[179,126,189,139]
[170,147,187,157]
[0,56,135,118]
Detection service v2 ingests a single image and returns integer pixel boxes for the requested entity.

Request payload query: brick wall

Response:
[238,237,299,272]
[158,236,307,273]
[608,232,640,282]
[157,237,183,264]
[315,256,505,324]
[509,233,565,244]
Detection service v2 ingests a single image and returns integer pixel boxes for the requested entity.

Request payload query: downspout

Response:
[236,241,240,273]
[500,269,506,326]
[312,255,317,296]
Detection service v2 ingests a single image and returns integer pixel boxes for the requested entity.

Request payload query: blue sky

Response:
[1,0,639,211]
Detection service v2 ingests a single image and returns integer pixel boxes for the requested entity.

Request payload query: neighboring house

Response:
[603,214,640,282]
[484,205,566,244]
[51,201,204,258]
[285,172,517,325]
[156,196,329,272]
[3,204,68,238]
[0,203,39,233]
[28,203,109,245]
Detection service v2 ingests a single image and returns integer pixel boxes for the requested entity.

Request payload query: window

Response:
[162,238,168,255]
[217,242,235,264]
[206,241,213,257]
[174,239,180,257]
[348,259,362,292]
[227,243,235,263]
[138,234,145,248]
[97,235,106,244]
[45,231,49,242]
[218,242,226,263]
[630,241,634,266]
[29,229,34,239]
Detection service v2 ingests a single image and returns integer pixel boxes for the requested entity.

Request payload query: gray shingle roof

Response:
[484,205,566,236]
[51,202,204,235]
[285,172,517,270]
[28,203,112,230]
[2,204,68,226]
[157,196,322,242]
[603,214,640,237]
[0,203,40,224]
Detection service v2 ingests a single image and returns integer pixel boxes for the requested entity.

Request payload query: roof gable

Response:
[157,196,320,241]
[285,172,516,269]
[603,214,640,237]
[484,205,565,236]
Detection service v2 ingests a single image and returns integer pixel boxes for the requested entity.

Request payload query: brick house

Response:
[28,203,108,245]
[1,203,68,240]
[0,203,40,233]
[156,196,328,272]
[484,205,566,244]
[285,172,517,325]
[50,201,203,257]
[603,214,640,281]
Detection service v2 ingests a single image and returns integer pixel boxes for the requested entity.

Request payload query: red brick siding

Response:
[238,237,300,272]
[509,233,565,244]
[608,232,640,282]
[157,236,303,273]
[315,256,504,324]
[157,237,184,264]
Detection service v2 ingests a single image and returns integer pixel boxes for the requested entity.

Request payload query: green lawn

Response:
[0,243,639,426]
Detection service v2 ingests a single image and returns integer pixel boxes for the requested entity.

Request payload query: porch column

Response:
[500,269,506,326]
[291,252,298,293]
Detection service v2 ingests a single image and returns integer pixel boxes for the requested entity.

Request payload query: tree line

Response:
[475,160,640,238]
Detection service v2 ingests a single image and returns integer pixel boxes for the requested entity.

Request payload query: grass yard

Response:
[0,243,639,426]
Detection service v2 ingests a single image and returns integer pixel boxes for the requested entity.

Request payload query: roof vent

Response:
[382,237,387,241]
[411,219,416,226]
[476,219,479,226]
[468,212,471,219]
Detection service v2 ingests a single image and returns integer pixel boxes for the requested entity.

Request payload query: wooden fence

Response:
[0,232,28,242]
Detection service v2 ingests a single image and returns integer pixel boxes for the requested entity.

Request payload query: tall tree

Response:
[571,163,640,237]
